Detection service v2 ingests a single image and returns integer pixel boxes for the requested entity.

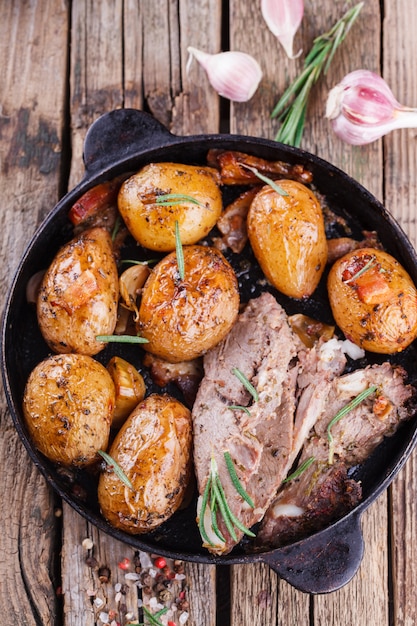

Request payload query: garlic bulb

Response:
[261,0,304,59]
[187,47,263,102]
[326,69,417,145]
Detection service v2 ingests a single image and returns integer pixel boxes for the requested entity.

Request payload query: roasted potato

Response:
[247,180,328,299]
[98,393,192,534]
[117,162,222,251]
[22,354,114,467]
[107,356,146,429]
[328,247,417,353]
[37,227,119,355]
[138,245,240,362]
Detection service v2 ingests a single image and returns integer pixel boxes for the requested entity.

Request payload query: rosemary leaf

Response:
[240,164,289,196]
[229,405,251,416]
[111,215,121,242]
[198,474,214,546]
[232,367,259,403]
[211,475,238,542]
[210,498,227,543]
[175,220,185,281]
[224,451,254,508]
[156,193,204,207]
[327,384,378,464]
[283,456,316,484]
[96,334,149,344]
[98,450,135,491]
[120,258,157,266]
[344,256,377,284]
[272,2,364,147]
[142,606,168,626]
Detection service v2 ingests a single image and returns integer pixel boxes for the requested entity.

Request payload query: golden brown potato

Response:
[37,227,119,355]
[247,180,328,299]
[328,247,417,353]
[106,356,146,429]
[98,393,192,534]
[138,245,240,362]
[117,162,222,251]
[23,354,114,467]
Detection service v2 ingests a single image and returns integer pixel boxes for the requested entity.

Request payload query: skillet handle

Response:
[262,513,364,594]
[82,109,176,175]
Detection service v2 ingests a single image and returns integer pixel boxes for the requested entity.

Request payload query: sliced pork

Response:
[192,292,349,555]
[257,362,415,549]
[192,292,299,554]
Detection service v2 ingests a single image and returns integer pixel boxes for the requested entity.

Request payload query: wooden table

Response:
[1,1,417,624]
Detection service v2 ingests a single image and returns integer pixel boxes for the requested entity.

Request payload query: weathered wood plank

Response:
[383,1,417,625]
[0,0,68,623]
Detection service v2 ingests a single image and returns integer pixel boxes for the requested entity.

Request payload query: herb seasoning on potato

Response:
[247,179,327,299]
[328,247,417,353]
[23,354,115,467]
[117,162,223,251]
[98,394,192,534]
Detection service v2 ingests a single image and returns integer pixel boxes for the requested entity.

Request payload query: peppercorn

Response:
[173,560,184,574]
[98,566,111,584]
[158,588,173,603]
[85,555,99,569]
[139,572,153,587]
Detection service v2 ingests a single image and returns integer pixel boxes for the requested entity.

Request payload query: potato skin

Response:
[23,354,114,466]
[247,180,327,299]
[328,247,417,353]
[117,162,222,251]
[98,394,192,534]
[138,245,240,362]
[37,227,119,355]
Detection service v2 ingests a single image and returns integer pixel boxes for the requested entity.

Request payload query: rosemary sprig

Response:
[96,334,149,344]
[240,164,289,196]
[111,214,121,241]
[156,193,204,207]
[175,220,185,280]
[136,606,168,626]
[229,405,251,416]
[344,255,377,284]
[282,456,316,484]
[272,2,364,147]
[98,450,135,491]
[231,367,259,403]
[327,384,378,464]
[224,451,254,507]
[198,454,256,547]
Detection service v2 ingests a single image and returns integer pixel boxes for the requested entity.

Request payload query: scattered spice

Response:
[118,557,131,570]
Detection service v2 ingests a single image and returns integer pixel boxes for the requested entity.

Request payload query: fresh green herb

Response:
[135,606,168,626]
[327,384,378,464]
[272,2,364,146]
[229,405,251,416]
[241,164,289,196]
[232,367,259,403]
[198,455,256,547]
[156,193,204,207]
[96,334,149,344]
[111,215,121,241]
[175,220,185,280]
[224,451,254,508]
[344,255,377,284]
[120,258,157,266]
[283,456,316,484]
[98,450,135,491]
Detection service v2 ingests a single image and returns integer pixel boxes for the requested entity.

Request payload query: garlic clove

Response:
[187,47,263,102]
[326,69,417,145]
[261,0,304,59]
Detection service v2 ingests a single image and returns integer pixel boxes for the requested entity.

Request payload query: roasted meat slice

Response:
[257,362,415,548]
[192,292,300,554]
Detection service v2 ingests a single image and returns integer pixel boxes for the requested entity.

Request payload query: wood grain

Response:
[0,1,67,623]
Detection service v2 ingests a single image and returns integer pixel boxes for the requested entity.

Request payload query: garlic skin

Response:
[187,47,263,102]
[261,0,304,59]
[326,69,417,145]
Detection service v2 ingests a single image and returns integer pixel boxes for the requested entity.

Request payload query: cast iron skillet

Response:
[3,108,417,594]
